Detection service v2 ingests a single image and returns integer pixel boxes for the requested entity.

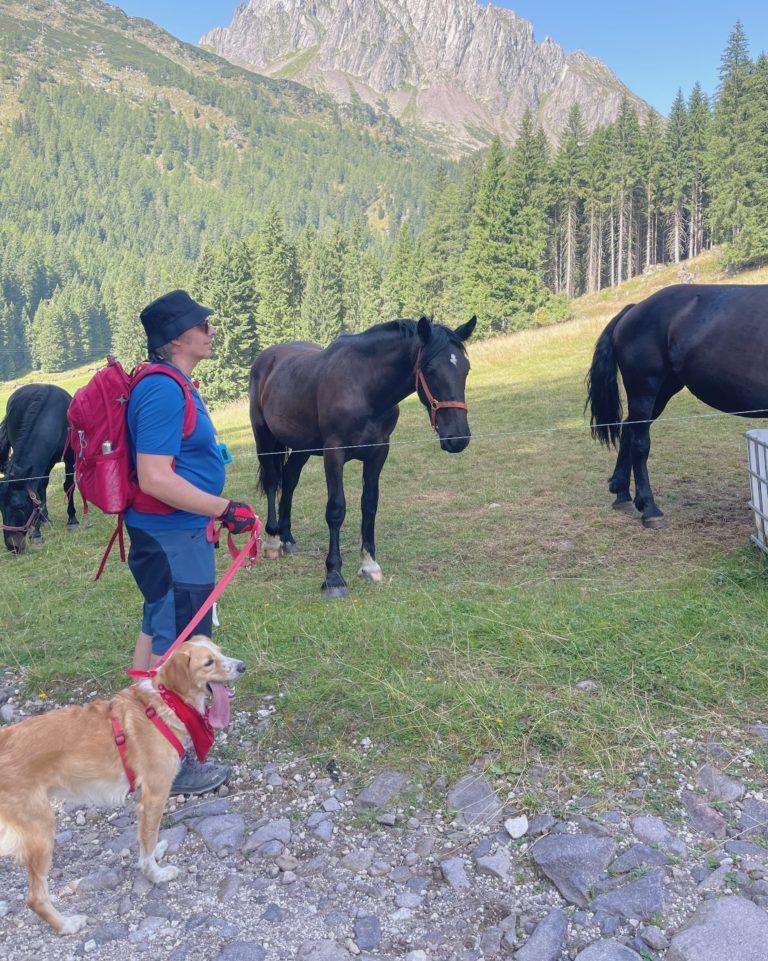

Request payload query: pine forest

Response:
[1,16,767,403]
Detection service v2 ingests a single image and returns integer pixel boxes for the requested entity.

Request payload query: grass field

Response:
[3,250,768,794]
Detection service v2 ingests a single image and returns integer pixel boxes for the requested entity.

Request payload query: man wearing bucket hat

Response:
[126,289,256,795]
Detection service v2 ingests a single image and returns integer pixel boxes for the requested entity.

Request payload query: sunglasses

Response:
[196,320,213,334]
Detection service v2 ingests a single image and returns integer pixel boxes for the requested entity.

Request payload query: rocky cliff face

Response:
[200,0,649,150]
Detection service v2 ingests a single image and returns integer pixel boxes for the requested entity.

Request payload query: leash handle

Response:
[127,516,261,679]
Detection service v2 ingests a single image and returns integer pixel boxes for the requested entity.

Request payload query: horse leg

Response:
[63,446,78,530]
[609,423,637,515]
[254,426,285,559]
[627,379,680,529]
[358,445,389,582]
[30,477,50,545]
[322,447,348,598]
[278,452,310,554]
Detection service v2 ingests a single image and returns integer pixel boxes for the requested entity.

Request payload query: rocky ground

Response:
[2,679,768,961]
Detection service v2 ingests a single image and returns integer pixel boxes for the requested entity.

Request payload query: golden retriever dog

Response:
[0,636,244,934]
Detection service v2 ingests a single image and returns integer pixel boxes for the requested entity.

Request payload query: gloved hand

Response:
[217,500,257,534]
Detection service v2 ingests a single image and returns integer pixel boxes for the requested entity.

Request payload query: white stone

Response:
[505,815,529,839]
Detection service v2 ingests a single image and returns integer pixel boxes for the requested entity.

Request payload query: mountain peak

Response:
[200,0,648,149]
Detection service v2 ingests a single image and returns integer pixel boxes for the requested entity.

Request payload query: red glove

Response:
[218,501,257,534]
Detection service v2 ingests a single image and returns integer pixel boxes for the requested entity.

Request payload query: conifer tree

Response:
[503,115,552,326]
[194,239,258,402]
[420,164,468,323]
[708,21,752,245]
[729,53,768,265]
[687,83,711,257]
[30,290,70,372]
[301,237,344,345]
[462,135,512,334]
[342,218,368,333]
[638,112,667,268]
[111,268,150,369]
[358,248,384,331]
[609,100,643,285]
[382,222,417,319]
[583,126,611,291]
[328,223,349,330]
[663,90,691,262]
[254,205,300,346]
[0,303,25,379]
[552,106,587,297]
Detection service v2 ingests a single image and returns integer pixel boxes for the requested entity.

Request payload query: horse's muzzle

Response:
[4,533,26,554]
[440,435,470,454]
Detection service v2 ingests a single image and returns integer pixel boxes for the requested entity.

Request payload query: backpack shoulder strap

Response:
[130,363,198,439]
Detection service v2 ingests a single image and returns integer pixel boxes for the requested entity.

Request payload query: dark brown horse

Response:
[0,384,78,552]
[587,284,768,527]
[249,316,476,596]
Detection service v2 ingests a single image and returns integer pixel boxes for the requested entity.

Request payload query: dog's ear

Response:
[158,648,192,697]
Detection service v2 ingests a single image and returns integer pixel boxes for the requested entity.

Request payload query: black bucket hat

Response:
[140,290,213,350]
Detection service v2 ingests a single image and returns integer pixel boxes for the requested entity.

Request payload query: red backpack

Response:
[67,356,197,577]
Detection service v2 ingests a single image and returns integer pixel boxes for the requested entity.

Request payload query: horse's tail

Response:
[249,358,287,496]
[0,414,10,473]
[586,304,635,448]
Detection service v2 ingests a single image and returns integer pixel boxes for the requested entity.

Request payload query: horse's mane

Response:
[336,319,467,361]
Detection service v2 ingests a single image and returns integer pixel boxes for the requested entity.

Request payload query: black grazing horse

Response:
[249,315,476,596]
[0,384,78,552]
[587,284,768,528]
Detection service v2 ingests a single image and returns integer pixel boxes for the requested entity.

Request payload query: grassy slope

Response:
[3,250,768,792]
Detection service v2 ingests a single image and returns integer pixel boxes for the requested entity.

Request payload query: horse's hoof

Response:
[642,515,667,530]
[612,500,640,516]
[66,522,80,533]
[282,541,298,556]
[262,533,282,559]
[321,585,349,599]
[28,537,45,549]
[358,566,383,583]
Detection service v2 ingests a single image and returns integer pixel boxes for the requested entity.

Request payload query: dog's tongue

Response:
[208,682,232,729]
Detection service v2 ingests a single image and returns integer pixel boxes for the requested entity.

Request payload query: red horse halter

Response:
[415,351,468,431]
[1,487,42,534]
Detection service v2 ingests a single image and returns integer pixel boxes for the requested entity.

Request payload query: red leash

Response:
[112,517,261,790]
[111,516,261,791]
[127,517,262,681]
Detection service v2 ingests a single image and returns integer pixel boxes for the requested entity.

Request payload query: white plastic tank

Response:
[746,428,768,552]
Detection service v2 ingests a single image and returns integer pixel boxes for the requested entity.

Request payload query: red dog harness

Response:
[110,700,185,793]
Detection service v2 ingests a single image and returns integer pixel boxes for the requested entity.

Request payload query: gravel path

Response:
[3,684,768,961]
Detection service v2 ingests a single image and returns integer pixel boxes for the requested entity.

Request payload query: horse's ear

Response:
[455,316,477,341]
[417,316,432,343]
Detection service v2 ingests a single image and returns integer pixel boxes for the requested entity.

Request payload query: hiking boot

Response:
[170,752,230,796]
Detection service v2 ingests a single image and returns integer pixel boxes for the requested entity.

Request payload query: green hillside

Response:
[0,0,441,376]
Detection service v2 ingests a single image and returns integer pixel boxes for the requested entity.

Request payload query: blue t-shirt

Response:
[125,364,226,530]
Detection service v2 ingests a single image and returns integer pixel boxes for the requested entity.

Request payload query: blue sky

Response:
[115,1,768,114]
